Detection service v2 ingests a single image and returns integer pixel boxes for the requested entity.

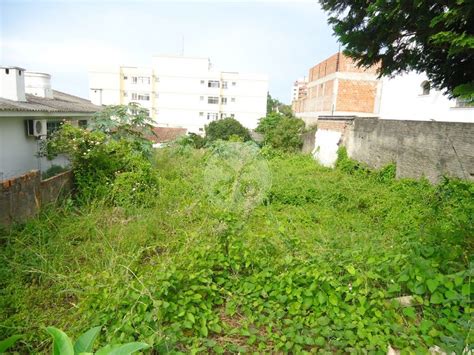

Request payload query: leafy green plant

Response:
[1,148,472,353]
[0,335,22,353]
[90,103,156,157]
[46,326,149,355]
[47,123,159,205]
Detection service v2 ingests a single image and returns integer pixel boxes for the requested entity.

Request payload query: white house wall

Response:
[0,117,38,180]
[379,72,473,122]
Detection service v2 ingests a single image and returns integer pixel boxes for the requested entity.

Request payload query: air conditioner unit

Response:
[26,119,47,137]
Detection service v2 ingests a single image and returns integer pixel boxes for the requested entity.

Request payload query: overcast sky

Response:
[0,0,339,103]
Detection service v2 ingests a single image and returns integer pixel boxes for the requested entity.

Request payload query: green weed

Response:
[0,148,472,353]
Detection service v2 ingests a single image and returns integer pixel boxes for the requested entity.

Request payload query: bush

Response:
[205,118,251,142]
[256,113,305,152]
[47,112,159,206]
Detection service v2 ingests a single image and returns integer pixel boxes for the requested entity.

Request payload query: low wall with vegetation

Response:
[0,170,73,226]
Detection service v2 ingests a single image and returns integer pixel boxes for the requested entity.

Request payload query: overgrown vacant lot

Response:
[1,147,472,353]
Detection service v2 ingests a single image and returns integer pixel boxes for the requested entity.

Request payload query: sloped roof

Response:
[0,90,101,113]
[150,127,187,143]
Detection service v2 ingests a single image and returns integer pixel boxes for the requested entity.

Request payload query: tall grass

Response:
[0,147,472,353]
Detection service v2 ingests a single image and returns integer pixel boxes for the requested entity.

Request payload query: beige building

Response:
[292,53,381,126]
[89,56,268,134]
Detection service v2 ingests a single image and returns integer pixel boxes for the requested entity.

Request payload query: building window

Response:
[207,112,219,120]
[221,97,227,105]
[78,120,88,129]
[131,76,151,85]
[232,82,236,86]
[131,93,150,101]
[199,112,204,117]
[200,80,205,84]
[123,91,128,97]
[421,81,430,96]
[123,76,128,80]
[208,96,219,104]
[200,96,204,101]
[5,68,9,75]
[231,97,236,103]
[222,81,228,89]
[199,128,204,132]
[47,121,63,135]
[230,113,235,118]
[208,80,220,88]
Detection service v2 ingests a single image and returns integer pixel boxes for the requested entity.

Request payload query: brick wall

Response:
[294,53,380,116]
[336,80,378,113]
[0,170,73,226]
[308,53,379,81]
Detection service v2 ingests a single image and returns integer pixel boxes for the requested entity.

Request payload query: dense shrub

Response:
[46,104,159,206]
[205,118,251,142]
[256,112,305,152]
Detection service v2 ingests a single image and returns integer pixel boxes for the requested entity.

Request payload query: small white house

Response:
[0,66,101,181]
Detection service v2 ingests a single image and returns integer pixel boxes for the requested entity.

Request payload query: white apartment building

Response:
[89,56,268,133]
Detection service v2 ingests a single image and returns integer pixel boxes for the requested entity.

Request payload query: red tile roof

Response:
[150,127,187,143]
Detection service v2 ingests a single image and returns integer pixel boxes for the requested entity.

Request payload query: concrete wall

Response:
[0,170,73,226]
[346,118,474,182]
[309,117,474,183]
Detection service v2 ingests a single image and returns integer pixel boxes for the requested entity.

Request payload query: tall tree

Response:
[319,0,474,98]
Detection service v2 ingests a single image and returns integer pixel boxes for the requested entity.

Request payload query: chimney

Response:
[25,72,54,98]
[0,66,27,101]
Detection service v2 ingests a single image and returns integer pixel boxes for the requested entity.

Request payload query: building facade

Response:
[89,56,268,133]
[378,72,473,122]
[293,52,473,125]
[291,77,308,102]
[292,53,381,126]
[0,66,100,181]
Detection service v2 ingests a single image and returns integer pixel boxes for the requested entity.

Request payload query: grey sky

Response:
[0,0,339,103]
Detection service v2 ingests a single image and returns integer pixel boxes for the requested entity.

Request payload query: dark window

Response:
[78,120,88,128]
[47,121,63,135]
[5,68,9,74]
[208,96,219,104]
[421,81,430,95]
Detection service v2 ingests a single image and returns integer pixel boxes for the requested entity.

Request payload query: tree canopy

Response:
[205,117,251,142]
[319,0,474,98]
[256,112,305,152]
